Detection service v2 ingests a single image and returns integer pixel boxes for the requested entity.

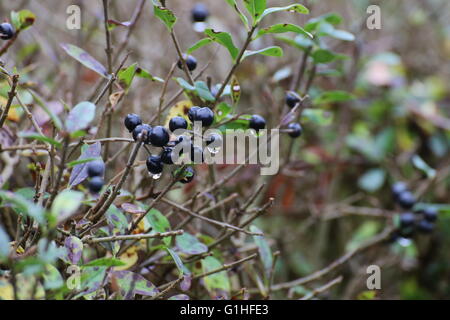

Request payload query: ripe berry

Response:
[87,160,105,178]
[190,145,204,163]
[149,126,169,147]
[88,176,104,193]
[0,23,14,40]
[188,106,201,122]
[287,123,303,138]
[391,181,408,200]
[132,124,152,144]
[124,113,142,132]
[161,147,175,165]
[191,3,209,22]
[177,54,197,72]
[180,167,195,184]
[249,115,266,132]
[146,155,163,174]
[285,91,301,109]
[423,207,438,222]
[417,219,434,234]
[397,190,416,209]
[206,133,222,145]
[194,107,214,127]
[169,116,188,132]
[399,212,415,228]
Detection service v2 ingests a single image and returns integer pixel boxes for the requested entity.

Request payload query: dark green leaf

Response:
[204,29,239,61]
[167,248,191,275]
[258,4,309,23]
[83,257,126,267]
[18,132,62,148]
[256,23,312,39]
[224,0,249,28]
[242,46,283,60]
[176,232,208,255]
[201,256,230,297]
[313,90,355,104]
[146,208,171,246]
[187,38,213,54]
[152,1,177,31]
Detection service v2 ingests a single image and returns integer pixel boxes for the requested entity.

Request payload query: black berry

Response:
[423,207,438,222]
[249,115,266,132]
[87,160,105,178]
[190,145,204,163]
[417,219,434,234]
[188,107,201,122]
[285,91,301,109]
[146,155,163,174]
[0,23,14,40]
[399,212,415,228]
[180,167,195,184]
[149,126,170,147]
[288,123,303,138]
[191,3,209,22]
[132,124,152,144]
[397,190,416,209]
[169,116,188,132]
[193,107,214,127]
[88,176,104,193]
[206,133,222,145]
[124,113,142,132]
[391,181,408,200]
[177,54,197,72]
[161,147,175,165]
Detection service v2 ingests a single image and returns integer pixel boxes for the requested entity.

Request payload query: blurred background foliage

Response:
[0,0,449,299]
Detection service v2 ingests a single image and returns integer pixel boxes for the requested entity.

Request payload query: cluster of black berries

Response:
[284,91,303,138]
[392,182,439,238]
[0,22,14,40]
[87,160,105,194]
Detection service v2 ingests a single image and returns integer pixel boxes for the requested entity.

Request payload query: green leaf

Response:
[117,63,138,93]
[50,190,84,227]
[202,256,230,297]
[275,35,313,51]
[60,43,109,78]
[167,248,191,276]
[105,205,129,233]
[187,38,213,54]
[176,232,208,255]
[312,49,346,64]
[135,66,164,82]
[75,266,107,298]
[83,257,126,267]
[215,102,233,121]
[146,208,171,246]
[43,264,64,290]
[152,1,177,31]
[250,225,273,279]
[0,191,46,225]
[11,10,36,31]
[195,81,215,102]
[0,225,10,262]
[313,90,355,104]
[412,155,436,179]
[204,29,239,61]
[67,157,101,168]
[242,46,283,60]
[175,77,195,91]
[324,28,355,41]
[112,270,158,298]
[224,0,249,29]
[358,168,386,193]
[258,4,309,23]
[255,23,312,39]
[243,0,266,23]
[305,13,343,32]
[18,132,62,148]
[65,101,96,133]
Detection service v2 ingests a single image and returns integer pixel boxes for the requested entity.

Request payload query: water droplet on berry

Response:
[207,146,221,154]
[148,172,162,180]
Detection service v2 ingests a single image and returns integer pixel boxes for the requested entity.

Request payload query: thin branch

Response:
[84,230,183,243]
[299,276,343,300]
[0,74,19,128]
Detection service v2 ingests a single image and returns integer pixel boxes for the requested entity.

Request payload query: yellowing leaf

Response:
[0,279,13,300]
[115,246,139,271]
[164,100,193,128]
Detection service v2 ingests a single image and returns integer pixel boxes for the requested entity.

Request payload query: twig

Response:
[84,230,183,243]
[0,74,19,128]
[299,276,343,300]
